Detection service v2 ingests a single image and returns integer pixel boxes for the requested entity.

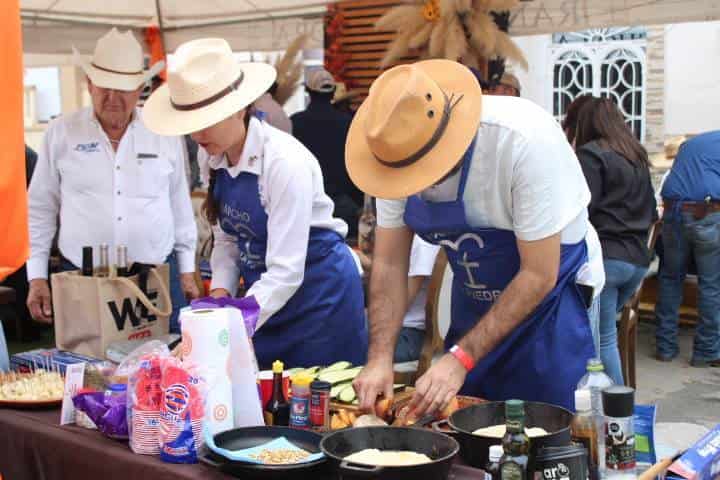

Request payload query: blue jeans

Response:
[394,327,425,363]
[655,212,720,362]
[60,253,186,334]
[600,259,648,385]
[0,321,9,372]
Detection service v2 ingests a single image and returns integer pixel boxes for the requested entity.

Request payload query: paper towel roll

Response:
[180,308,264,430]
[180,308,234,435]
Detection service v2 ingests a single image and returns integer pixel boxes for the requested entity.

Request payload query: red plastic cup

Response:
[257,370,290,406]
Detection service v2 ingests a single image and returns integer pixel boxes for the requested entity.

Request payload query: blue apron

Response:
[404,140,595,410]
[214,168,368,370]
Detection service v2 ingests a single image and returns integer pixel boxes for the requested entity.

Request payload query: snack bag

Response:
[128,354,164,455]
[159,357,207,464]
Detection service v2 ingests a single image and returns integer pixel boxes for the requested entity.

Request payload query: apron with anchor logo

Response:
[214,166,368,370]
[404,139,595,409]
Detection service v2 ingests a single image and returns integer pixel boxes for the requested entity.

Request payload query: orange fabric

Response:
[0,0,28,282]
[145,26,167,81]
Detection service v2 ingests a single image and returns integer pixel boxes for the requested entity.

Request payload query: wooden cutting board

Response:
[330,387,416,414]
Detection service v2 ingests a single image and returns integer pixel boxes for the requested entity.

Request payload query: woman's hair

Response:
[562,94,594,144]
[575,97,649,167]
[202,108,253,225]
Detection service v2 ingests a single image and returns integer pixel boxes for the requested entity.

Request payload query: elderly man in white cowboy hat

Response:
[349,59,605,415]
[27,28,199,333]
[142,38,368,369]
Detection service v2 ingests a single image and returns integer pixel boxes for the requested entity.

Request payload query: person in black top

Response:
[575,97,657,385]
[290,69,363,238]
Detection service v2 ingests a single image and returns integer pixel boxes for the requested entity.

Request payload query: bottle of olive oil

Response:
[500,399,530,480]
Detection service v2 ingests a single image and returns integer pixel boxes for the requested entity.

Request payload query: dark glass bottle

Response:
[264,360,289,426]
[116,245,129,277]
[500,399,530,480]
[82,246,94,276]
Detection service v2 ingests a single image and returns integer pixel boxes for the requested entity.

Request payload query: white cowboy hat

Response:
[143,38,277,136]
[346,59,482,199]
[73,28,164,92]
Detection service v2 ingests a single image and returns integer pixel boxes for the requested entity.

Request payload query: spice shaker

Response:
[602,386,636,479]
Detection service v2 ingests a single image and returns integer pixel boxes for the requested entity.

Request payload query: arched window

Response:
[600,48,645,139]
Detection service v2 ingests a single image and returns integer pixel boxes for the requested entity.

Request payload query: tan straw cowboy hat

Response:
[345,59,482,199]
[143,38,276,136]
[73,28,164,92]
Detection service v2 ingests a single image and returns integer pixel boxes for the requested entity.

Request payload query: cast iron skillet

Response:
[321,426,459,480]
[447,401,573,471]
[198,426,328,479]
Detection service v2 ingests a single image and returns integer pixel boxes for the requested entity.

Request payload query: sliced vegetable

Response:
[338,384,357,403]
[338,409,351,426]
[330,382,352,399]
[285,368,303,376]
[317,366,362,385]
[320,361,352,374]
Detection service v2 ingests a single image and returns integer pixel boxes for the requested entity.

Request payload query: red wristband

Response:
[450,344,475,372]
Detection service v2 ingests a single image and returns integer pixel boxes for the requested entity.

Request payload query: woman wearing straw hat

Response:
[143,39,368,368]
[349,60,604,414]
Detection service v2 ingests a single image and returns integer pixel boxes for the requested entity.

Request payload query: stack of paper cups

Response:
[180,309,234,435]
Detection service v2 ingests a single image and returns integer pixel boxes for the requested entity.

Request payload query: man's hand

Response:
[180,273,200,300]
[353,359,395,414]
[408,353,466,417]
[27,278,53,323]
[210,288,231,298]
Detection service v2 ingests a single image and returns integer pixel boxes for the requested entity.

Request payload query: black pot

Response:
[321,426,459,480]
[448,401,573,471]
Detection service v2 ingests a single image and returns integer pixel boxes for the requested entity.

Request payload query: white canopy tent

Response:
[21,0,331,54]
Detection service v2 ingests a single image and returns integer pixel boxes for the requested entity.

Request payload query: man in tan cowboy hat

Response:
[349,59,605,415]
[27,28,199,333]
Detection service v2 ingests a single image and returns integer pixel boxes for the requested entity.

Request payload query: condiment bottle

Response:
[289,372,312,429]
[310,380,331,430]
[486,444,503,480]
[602,386,636,479]
[264,360,290,426]
[577,358,614,477]
[82,246,94,276]
[97,243,110,277]
[116,245,129,277]
[500,399,530,480]
[572,389,599,480]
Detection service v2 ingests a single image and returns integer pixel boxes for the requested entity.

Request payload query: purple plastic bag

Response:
[73,392,129,439]
[190,295,260,337]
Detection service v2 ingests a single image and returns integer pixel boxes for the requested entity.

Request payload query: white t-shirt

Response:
[404,236,441,330]
[377,96,605,295]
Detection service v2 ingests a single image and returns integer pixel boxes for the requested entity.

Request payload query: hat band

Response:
[171,72,244,112]
[91,62,143,76]
[375,91,463,169]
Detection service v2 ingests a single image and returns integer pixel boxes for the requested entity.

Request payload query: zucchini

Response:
[298,366,321,378]
[317,366,362,385]
[285,368,303,376]
[330,382,352,399]
[320,361,353,374]
[338,384,357,403]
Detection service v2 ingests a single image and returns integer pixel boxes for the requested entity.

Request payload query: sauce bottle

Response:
[500,399,530,480]
[264,360,290,426]
[572,389,599,480]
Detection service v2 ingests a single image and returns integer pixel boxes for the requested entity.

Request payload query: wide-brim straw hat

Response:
[73,27,164,92]
[345,59,482,199]
[143,38,276,136]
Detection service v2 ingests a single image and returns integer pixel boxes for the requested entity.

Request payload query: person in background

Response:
[488,73,521,97]
[331,82,360,117]
[26,28,199,333]
[562,94,594,146]
[291,68,363,238]
[655,130,720,367]
[253,82,292,134]
[575,97,657,385]
[143,38,368,368]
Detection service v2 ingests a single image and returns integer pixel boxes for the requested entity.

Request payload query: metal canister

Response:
[533,446,589,480]
[310,380,331,430]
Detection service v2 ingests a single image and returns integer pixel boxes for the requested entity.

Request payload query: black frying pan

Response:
[447,401,573,471]
[321,426,459,479]
[199,426,328,479]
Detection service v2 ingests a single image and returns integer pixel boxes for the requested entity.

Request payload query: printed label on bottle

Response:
[605,417,636,471]
[502,462,525,480]
[289,396,310,428]
[535,462,572,480]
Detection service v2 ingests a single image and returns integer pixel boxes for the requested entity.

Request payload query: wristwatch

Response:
[449,344,475,372]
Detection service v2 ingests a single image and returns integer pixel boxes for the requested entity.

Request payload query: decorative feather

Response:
[428,18,448,57]
[487,0,519,11]
[495,32,529,70]
[454,0,473,13]
[472,0,493,11]
[375,5,420,31]
[444,16,468,61]
[381,31,414,67]
[466,11,498,57]
[409,22,434,49]
[273,33,309,105]
[274,33,307,81]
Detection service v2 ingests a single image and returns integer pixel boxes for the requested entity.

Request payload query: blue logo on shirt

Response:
[74,142,100,153]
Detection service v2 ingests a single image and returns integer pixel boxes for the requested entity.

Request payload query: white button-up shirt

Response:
[27,107,197,280]
[203,117,347,328]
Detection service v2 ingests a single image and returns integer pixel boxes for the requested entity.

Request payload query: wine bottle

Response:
[81,246,94,276]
